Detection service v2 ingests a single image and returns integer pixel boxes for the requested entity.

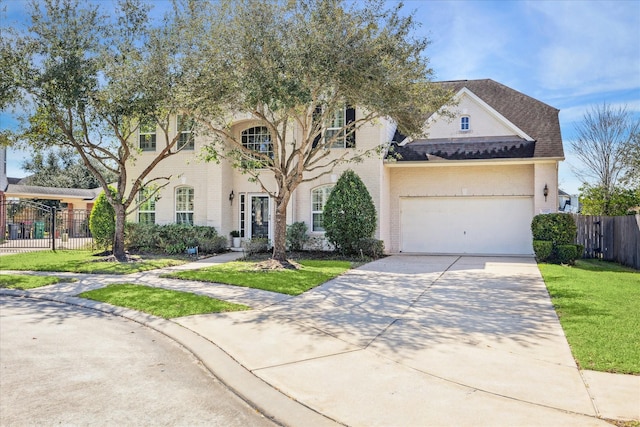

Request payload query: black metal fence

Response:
[1,199,94,253]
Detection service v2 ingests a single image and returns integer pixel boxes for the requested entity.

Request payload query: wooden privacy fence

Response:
[573,214,640,270]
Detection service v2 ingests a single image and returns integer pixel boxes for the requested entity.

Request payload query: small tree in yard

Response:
[323,170,376,254]
[90,188,116,252]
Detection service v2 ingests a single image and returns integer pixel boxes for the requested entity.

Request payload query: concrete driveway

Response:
[0,296,274,427]
[177,255,611,426]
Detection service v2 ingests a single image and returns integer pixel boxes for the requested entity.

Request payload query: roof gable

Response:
[438,79,564,159]
[424,87,535,142]
[388,79,564,162]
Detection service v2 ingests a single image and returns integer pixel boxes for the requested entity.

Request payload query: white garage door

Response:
[400,197,534,255]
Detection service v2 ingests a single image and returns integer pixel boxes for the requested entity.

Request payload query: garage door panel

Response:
[400,197,533,255]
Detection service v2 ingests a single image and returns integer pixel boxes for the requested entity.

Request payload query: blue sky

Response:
[2,0,640,195]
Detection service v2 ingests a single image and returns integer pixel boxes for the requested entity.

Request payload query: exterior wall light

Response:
[543,184,549,202]
[229,190,235,204]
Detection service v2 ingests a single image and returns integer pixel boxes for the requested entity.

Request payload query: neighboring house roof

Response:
[7,177,26,185]
[5,183,101,200]
[558,189,571,197]
[387,79,564,162]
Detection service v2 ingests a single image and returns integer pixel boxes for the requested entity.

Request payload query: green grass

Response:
[0,251,186,274]
[164,259,352,295]
[78,284,249,319]
[0,274,75,290]
[539,259,640,374]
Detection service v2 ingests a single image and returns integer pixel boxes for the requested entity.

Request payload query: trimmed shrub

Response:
[556,244,578,264]
[352,238,385,259]
[533,240,553,262]
[124,223,225,254]
[323,170,377,254]
[125,222,160,252]
[242,237,269,255]
[198,236,228,254]
[286,222,309,251]
[89,187,116,251]
[575,244,585,259]
[531,213,577,246]
[531,213,579,264]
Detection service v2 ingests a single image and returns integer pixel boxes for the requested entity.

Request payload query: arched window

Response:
[242,126,273,158]
[175,186,194,225]
[311,185,333,232]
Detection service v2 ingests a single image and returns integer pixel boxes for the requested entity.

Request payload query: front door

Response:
[250,195,270,239]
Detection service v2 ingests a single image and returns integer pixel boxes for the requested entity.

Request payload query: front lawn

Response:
[0,251,186,274]
[0,274,75,290]
[164,259,351,295]
[78,284,249,318]
[539,259,640,374]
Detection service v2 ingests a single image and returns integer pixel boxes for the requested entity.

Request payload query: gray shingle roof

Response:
[388,79,564,162]
[391,136,535,161]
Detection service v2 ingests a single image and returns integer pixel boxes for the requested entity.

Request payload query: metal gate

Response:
[1,200,94,253]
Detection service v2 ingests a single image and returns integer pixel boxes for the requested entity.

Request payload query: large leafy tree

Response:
[22,148,117,189]
[579,184,640,216]
[571,103,640,215]
[3,0,192,261]
[175,0,450,262]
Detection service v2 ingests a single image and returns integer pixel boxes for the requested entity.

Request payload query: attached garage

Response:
[399,196,534,255]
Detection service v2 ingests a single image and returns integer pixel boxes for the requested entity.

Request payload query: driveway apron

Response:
[177,255,607,426]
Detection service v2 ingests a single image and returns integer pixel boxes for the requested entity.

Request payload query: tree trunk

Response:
[112,203,127,261]
[272,196,289,262]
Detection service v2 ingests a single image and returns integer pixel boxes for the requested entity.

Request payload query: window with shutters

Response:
[313,105,356,149]
[326,106,355,148]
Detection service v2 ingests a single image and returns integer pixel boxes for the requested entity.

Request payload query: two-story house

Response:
[127,79,563,255]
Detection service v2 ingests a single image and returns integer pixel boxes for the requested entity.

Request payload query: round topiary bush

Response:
[323,170,377,254]
[89,187,117,251]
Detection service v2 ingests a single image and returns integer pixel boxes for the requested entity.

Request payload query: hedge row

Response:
[125,223,228,254]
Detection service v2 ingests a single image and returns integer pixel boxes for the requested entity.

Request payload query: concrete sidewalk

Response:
[1,254,638,426]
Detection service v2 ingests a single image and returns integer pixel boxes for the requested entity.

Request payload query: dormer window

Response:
[460,116,470,131]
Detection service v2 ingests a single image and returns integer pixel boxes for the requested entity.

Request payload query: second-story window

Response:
[242,126,273,159]
[460,116,470,131]
[177,115,195,151]
[139,118,156,151]
[324,106,356,148]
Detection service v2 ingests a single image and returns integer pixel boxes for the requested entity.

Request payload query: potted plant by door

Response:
[230,230,241,248]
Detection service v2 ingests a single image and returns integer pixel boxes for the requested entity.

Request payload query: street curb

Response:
[0,290,341,427]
